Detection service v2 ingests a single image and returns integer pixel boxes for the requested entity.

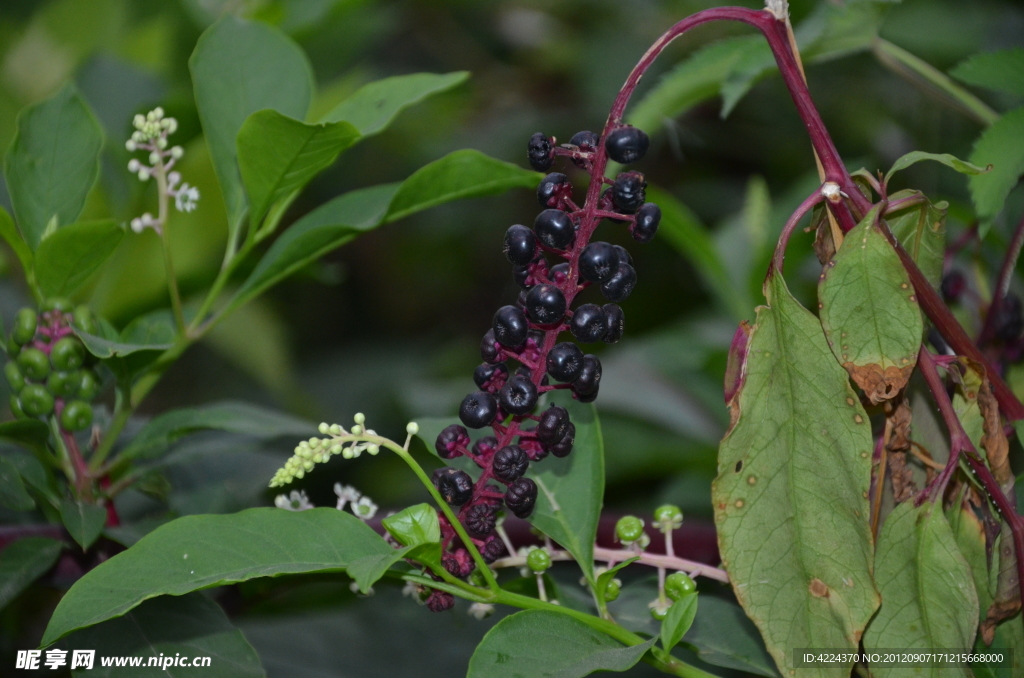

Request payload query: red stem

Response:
[978,213,1024,347]
[771,189,825,273]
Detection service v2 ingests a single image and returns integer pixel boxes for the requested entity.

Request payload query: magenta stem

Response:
[772,189,825,274]
[978,213,1024,347]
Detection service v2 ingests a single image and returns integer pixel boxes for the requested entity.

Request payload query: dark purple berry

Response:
[493,305,529,348]
[426,589,455,612]
[573,354,602,396]
[460,391,498,429]
[435,424,470,459]
[525,284,566,324]
[599,188,627,224]
[602,304,624,343]
[600,262,637,302]
[433,467,474,505]
[505,477,538,518]
[549,423,575,457]
[632,203,660,243]
[465,503,498,536]
[549,262,570,285]
[481,535,507,563]
[611,172,646,214]
[995,293,1024,342]
[546,342,584,382]
[579,242,620,284]
[570,304,607,343]
[474,362,509,391]
[472,435,499,457]
[442,548,474,578]
[481,329,500,364]
[576,388,599,403]
[605,126,649,164]
[513,264,531,289]
[498,374,538,415]
[504,225,537,266]
[536,405,570,445]
[613,244,632,267]
[941,271,965,303]
[493,445,529,482]
[534,209,575,250]
[570,130,598,150]
[537,173,572,208]
[528,132,553,171]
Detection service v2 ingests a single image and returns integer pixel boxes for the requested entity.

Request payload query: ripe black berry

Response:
[611,172,646,214]
[528,132,553,171]
[504,225,538,266]
[549,262,570,285]
[480,329,500,364]
[426,589,456,612]
[600,262,637,302]
[546,342,584,382]
[525,284,566,324]
[481,535,507,563]
[433,467,474,505]
[570,304,607,343]
[459,391,498,428]
[579,242,620,284]
[504,477,538,518]
[605,126,649,164]
[995,293,1024,342]
[613,244,632,267]
[493,444,529,482]
[603,303,624,343]
[534,209,575,250]
[537,173,572,208]
[941,271,966,303]
[632,202,660,243]
[536,405,570,445]
[573,354,602,396]
[442,549,474,578]
[493,305,529,348]
[549,423,575,457]
[499,375,539,415]
[472,435,499,457]
[465,503,498,536]
[435,424,470,459]
[570,130,598,150]
[576,388,599,404]
[474,362,509,391]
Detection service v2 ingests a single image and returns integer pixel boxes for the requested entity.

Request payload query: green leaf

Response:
[885,150,992,184]
[819,204,923,403]
[863,502,979,677]
[0,455,34,511]
[970,106,1024,233]
[34,220,124,297]
[59,593,264,677]
[382,503,440,547]
[713,272,878,678]
[42,508,406,644]
[951,48,1024,97]
[189,16,313,237]
[527,391,603,587]
[885,190,947,289]
[595,557,638,610]
[467,610,656,678]
[60,498,107,550]
[4,84,103,250]
[237,110,360,229]
[323,71,469,136]
[682,595,780,677]
[76,310,176,359]
[0,537,62,611]
[2,450,56,503]
[118,401,315,463]
[0,205,33,275]
[0,419,52,450]
[661,594,698,652]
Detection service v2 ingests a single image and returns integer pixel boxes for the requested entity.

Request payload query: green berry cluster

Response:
[5,299,100,432]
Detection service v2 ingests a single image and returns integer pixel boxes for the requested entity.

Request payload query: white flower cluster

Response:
[334,483,378,520]
[125,107,199,233]
[269,413,381,488]
[274,490,314,511]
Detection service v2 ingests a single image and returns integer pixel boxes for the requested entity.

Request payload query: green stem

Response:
[873,39,999,126]
[154,160,186,333]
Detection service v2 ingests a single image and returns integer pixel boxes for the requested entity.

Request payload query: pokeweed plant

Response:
[9,2,1024,677]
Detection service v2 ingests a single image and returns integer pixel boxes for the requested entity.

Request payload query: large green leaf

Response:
[0,537,62,611]
[4,84,103,250]
[237,110,360,229]
[951,48,1024,97]
[322,71,469,135]
[42,508,409,644]
[713,272,878,678]
[969,106,1024,234]
[467,610,655,678]
[0,454,34,510]
[0,205,33,275]
[863,502,979,678]
[885,190,947,289]
[60,593,264,677]
[527,391,604,587]
[118,401,315,463]
[819,204,922,404]
[34,220,124,297]
[60,497,107,550]
[189,16,313,237]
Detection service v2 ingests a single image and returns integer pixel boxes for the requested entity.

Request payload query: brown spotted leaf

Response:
[714,272,878,678]
[819,204,923,403]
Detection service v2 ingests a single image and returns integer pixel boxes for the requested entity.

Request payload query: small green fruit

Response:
[615,515,645,543]
[46,371,76,398]
[19,384,54,416]
[5,362,25,392]
[60,400,93,431]
[72,305,97,335]
[41,297,73,313]
[603,578,621,602]
[12,308,37,345]
[17,348,50,380]
[665,572,696,602]
[650,602,670,621]
[527,548,552,573]
[10,395,27,419]
[50,337,84,371]
[75,369,101,401]
[653,504,683,528]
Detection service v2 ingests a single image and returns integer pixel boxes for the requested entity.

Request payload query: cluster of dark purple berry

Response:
[429,123,662,582]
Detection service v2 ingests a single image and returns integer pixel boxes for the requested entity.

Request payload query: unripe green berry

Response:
[76,369,100,401]
[72,305,97,335]
[654,504,683,530]
[10,395,27,419]
[46,371,76,398]
[7,338,21,357]
[527,548,552,573]
[665,572,696,602]
[19,384,54,417]
[5,362,25,392]
[12,308,37,345]
[41,297,73,313]
[603,578,621,602]
[50,337,84,371]
[60,400,93,431]
[650,602,670,621]
[17,348,50,380]
[615,515,645,543]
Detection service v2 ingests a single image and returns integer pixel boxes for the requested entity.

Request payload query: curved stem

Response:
[771,188,825,274]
